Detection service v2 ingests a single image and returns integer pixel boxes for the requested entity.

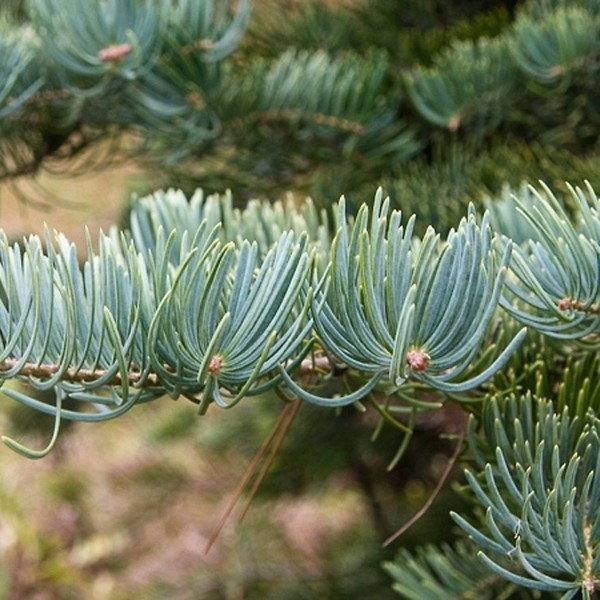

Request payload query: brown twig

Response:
[238,397,302,522]
[298,354,333,375]
[558,297,600,315]
[0,355,335,389]
[382,429,466,547]
[204,399,299,554]
[0,358,162,387]
[257,109,365,134]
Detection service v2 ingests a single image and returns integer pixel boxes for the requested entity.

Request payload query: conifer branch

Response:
[0,358,162,387]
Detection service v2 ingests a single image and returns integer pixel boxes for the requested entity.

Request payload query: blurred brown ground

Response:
[0,161,144,247]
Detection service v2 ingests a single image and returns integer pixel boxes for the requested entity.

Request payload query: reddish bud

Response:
[406,349,430,373]
[208,355,223,376]
[187,92,203,108]
[98,43,132,63]
[558,298,573,311]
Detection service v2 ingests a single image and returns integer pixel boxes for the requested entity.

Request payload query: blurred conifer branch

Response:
[1,0,598,201]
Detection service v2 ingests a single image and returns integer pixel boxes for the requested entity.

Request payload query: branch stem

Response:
[382,429,465,547]
[0,358,162,387]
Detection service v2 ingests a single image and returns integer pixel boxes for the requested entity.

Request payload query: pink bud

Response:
[406,349,430,372]
[208,355,223,376]
[98,43,132,63]
[558,298,572,311]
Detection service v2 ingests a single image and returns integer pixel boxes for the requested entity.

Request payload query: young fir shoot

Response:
[499,181,599,345]
[280,188,527,406]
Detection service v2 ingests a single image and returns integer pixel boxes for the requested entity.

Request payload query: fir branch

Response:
[383,541,514,600]
[500,181,600,344]
[0,357,162,387]
[453,394,600,596]
[251,109,366,135]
